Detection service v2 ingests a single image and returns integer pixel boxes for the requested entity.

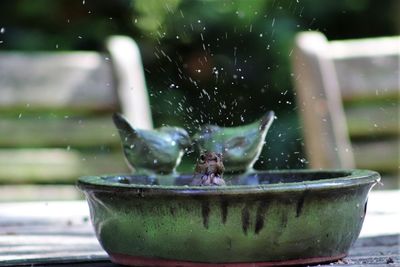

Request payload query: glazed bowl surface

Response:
[77,169,380,266]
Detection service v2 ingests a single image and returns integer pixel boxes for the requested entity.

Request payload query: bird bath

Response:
[78,112,380,266]
[78,170,379,266]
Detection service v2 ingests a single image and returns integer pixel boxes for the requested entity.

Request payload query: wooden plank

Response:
[346,105,399,138]
[349,245,399,257]
[352,139,399,173]
[360,190,400,237]
[5,256,397,267]
[0,116,120,148]
[335,255,400,266]
[106,36,153,129]
[334,54,399,100]
[330,36,400,100]
[0,257,113,267]
[0,185,81,202]
[292,32,354,169]
[0,201,108,266]
[0,52,117,110]
[293,32,399,174]
[0,149,129,184]
[330,36,400,59]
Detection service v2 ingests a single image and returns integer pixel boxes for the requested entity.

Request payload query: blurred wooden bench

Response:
[0,36,153,185]
[292,32,399,188]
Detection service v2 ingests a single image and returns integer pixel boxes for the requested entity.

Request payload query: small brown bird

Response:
[192,152,226,186]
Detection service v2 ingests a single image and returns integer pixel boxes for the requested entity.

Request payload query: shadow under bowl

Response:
[77,169,380,266]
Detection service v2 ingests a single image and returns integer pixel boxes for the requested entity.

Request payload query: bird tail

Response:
[112,113,138,141]
[259,111,275,132]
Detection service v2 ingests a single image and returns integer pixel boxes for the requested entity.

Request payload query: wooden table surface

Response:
[0,190,399,267]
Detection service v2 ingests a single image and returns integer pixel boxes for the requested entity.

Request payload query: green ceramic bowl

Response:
[77,169,380,266]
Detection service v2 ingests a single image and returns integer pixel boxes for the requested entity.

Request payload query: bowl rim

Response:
[77,169,380,196]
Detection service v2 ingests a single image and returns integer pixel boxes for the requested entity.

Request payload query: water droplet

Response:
[0,27,5,34]
[299,158,307,163]
[153,159,158,164]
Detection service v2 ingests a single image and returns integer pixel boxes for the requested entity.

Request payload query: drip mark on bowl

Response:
[201,201,210,229]
[241,204,251,235]
[255,200,269,234]
[296,190,308,217]
[220,199,229,224]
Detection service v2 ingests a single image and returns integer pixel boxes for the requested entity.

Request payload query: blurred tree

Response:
[128,0,398,169]
[0,0,398,169]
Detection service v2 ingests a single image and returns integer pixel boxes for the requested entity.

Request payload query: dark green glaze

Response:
[78,169,379,264]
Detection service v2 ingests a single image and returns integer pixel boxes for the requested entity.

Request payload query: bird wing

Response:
[141,131,180,164]
[224,136,248,149]
[221,127,262,160]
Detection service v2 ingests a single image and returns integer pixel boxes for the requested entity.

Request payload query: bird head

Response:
[196,151,224,175]
[193,125,219,143]
[160,127,191,149]
[174,128,192,149]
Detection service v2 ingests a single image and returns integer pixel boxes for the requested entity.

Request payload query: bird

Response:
[193,111,275,173]
[112,113,191,175]
[191,151,225,186]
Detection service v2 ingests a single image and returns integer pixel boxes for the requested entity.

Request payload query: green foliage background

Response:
[0,0,398,169]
